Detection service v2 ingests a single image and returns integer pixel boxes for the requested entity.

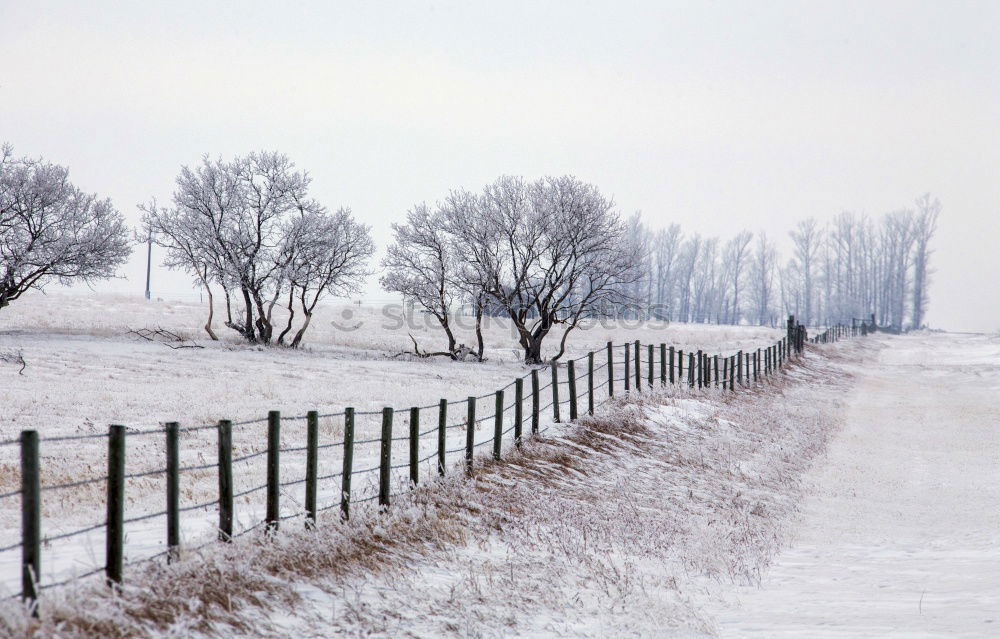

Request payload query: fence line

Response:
[0,315,868,612]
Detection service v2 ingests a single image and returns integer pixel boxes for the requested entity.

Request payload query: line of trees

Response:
[1,142,942,355]
[614,195,940,331]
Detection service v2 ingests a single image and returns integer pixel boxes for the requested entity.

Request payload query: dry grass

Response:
[0,342,869,637]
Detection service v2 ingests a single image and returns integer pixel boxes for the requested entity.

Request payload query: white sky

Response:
[2,1,998,331]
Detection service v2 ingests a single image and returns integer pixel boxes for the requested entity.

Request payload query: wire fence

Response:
[0,317,866,611]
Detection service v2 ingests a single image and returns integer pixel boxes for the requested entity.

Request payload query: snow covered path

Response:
[718,332,1000,638]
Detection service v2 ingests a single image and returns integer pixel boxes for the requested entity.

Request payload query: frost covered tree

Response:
[443,175,643,364]
[789,218,822,325]
[721,230,753,324]
[0,145,131,311]
[142,151,373,345]
[750,232,777,325]
[279,208,374,347]
[911,194,940,329]
[651,224,682,318]
[381,203,468,358]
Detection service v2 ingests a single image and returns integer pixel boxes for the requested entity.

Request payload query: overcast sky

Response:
[2,1,997,331]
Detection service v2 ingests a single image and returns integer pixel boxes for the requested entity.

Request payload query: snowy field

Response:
[0,290,785,603]
[714,330,1000,637]
[6,318,987,637]
[0,290,785,433]
[0,326,852,637]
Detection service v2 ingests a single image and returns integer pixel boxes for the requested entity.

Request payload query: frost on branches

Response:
[0,144,131,311]
[140,151,375,346]
[383,175,644,364]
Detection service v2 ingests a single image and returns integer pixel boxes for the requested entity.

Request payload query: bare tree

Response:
[751,232,777,325]
[0,145,131,311]
[445,175,642,364]
[381,203,465,358]
[623,213,652,318]
[722,230,753,324]
[651,224,682,319]
[690,237,719,323]
[145,151,372,345]
[789,218,822,325]
[139,197,224,339]
[280,208,374,347]
[911,193,940,329]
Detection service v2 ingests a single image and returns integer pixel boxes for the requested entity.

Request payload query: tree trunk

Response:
[290,311,312,348]
[474,305,485,360]
[523,337,544,364]
[277,288,295,345]
[237,286,257,342]
[251,291,273,343]
[203,281,218,341]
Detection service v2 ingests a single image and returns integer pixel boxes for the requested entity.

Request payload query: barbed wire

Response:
[0,333,829,601]
[40,476,107,493]
[42,521,105,544]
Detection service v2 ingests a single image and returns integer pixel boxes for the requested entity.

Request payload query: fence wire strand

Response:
[1,331,840,599]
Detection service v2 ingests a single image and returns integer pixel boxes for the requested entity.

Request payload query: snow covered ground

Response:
[0,290,784,435]
[714,331,1000,637]
[0,323,850,637]
[0,291,786,604]
[7,295,989,638]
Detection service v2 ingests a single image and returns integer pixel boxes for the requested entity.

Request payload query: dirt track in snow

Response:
[718,332,1000,637]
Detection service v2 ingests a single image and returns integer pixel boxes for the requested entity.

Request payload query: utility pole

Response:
[144,232,152,300]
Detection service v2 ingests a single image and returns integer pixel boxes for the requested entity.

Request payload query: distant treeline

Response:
[614,195,940,331]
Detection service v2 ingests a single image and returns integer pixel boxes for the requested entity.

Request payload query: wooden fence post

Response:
[696,350,703,389]
[165,422,180,562]
[587,352,595,415]
[493,391,504,461]
[624,342,631,392]
[606,342,614,397]
[106,424,125,588]
[551,362,561,422]
[634,340,641,391]
[305,411,318,528]
[218,420,233,540]
[266,411,280,531]
[379,407,393,508]
[437,400,447,475]
[714,355,719,387]
[465,397,476,474]
[531,370,540,433]
[669,346,675,384]
[722,357,728,390]
[688,352,695,388]
[647,344,654,388]
[515,378,524,446]
[678,349,683,385]
[20,430,40,611]
[409,407,419,487]
[660,344,667,386]
[340,408,354,520]
[568,360,578,421]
